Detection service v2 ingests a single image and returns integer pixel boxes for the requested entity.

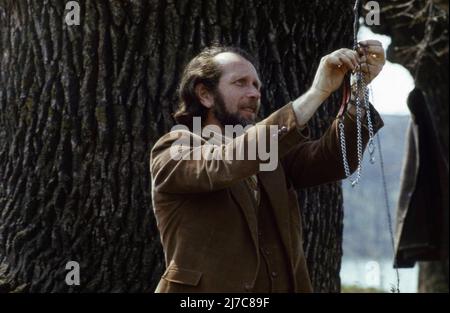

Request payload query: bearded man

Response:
[150,42,385,293]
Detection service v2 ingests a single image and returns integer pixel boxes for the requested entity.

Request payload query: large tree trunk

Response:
[418,260,449,293]
[0,0,354,292]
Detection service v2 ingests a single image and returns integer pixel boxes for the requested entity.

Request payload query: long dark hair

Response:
[173,45,257,129]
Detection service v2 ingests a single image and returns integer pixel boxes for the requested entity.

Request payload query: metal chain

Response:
[354,71,364,186]
[365,85,376,164]
[338,0,377,187]
[339,0,365,187]
[339,0,401,293]
[339,65,369,186]
[339,121,352,178]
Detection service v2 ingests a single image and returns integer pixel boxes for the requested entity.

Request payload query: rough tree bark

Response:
[0,0,355,292]
[370,0,449,292]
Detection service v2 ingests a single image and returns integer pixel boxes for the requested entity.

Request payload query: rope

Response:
[376,132,401,293]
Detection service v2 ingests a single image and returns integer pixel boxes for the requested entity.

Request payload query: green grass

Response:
[342,284,386,293]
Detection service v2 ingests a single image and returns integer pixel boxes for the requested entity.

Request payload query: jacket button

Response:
[271,271,278,278]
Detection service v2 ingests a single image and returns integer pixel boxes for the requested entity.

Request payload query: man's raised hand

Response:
[310,40,386,97]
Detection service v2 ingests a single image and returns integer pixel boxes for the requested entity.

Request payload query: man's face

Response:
[211,52,262,127]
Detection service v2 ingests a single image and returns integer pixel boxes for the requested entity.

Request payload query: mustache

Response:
[239,101,260,112]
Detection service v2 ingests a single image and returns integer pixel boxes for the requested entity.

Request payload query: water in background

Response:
[340,258,418,293]
[341,115,419,292]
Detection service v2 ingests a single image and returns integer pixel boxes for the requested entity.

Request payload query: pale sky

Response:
[358,26,414,115]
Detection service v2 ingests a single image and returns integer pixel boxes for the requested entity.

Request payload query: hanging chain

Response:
[366,85,376,164]
[338,0,374,187]
[339,0,401,292]
[338,121,351,178]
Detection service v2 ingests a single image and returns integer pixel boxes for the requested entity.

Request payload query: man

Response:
[150,41,385,292]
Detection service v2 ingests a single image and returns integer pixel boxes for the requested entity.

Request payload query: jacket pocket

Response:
[162,263,203,286]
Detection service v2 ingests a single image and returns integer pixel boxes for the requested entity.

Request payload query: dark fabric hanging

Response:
[394,88,449,268]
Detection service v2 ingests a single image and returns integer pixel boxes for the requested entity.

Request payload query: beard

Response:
[212,90,258,128]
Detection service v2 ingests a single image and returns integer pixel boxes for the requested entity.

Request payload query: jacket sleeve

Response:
[281,103,384,188]
[150,103,310,194]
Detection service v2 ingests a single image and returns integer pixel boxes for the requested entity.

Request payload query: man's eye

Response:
[234,80,245,86]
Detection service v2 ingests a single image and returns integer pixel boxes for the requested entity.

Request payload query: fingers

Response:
[327,55,351,72]
[358,45,384,57]
[330,48,360,71]
[357,43,385,65]
[325,45,384,83]
[358,62,382,82]
[359,54,380,66]
[340,49,360,69]
[328,40,383,84]
[358,39,382,47]
[337,53,356,71]
[358,62,376,74]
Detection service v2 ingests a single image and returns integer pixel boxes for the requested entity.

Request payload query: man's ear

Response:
[195,83,214,109]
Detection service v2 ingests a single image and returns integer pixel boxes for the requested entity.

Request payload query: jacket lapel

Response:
[204,129,290,257]
[258,168,293,258]
[205,129,260,251]
[228,182,259,251]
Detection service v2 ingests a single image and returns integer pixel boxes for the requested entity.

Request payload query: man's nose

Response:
[247,86,261,100]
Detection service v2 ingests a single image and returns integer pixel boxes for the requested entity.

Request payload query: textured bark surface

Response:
[418,260,449,293]
[371,0,448,159]
[0,0,354,292]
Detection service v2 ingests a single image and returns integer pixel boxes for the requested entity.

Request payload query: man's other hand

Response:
[356,40,386,85]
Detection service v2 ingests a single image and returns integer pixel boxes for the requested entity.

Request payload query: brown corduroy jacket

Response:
[150,102,383,293]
